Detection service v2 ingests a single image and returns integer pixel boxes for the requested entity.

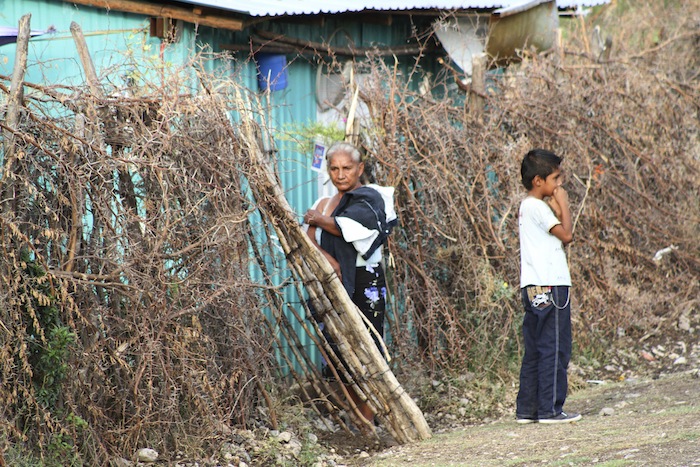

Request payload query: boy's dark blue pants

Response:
[516,286,572,420]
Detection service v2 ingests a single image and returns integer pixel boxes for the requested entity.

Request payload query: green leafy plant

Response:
[45,433,81,467]
[19,248,75,408]
[276,120,345,155]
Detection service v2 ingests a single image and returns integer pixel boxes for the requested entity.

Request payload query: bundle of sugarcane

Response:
[235,113,431,444]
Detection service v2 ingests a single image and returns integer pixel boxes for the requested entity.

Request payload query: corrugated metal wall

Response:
[2,1,152,86]
[2,1,429,376]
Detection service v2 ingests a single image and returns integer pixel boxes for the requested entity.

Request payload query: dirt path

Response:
[354,371,700,466]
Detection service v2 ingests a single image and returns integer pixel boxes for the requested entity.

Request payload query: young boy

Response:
[516,148,581,424]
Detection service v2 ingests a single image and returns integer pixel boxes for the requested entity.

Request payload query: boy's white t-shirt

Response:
[519,196,572,288]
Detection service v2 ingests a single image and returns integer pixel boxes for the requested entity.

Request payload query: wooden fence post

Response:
[2,13,31,217]
[470,53,487,116]
[70,21,104,99]
[3,14,31,165]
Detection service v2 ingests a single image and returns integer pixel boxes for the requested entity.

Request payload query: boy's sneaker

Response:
[539,411,582,424]
[516,415,537,424]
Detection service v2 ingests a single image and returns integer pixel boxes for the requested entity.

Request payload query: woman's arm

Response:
[306,225,343,280]
[305,201,343,280]
[304,208,341,237]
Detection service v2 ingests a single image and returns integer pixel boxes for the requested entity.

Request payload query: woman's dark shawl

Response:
[320,185,397,296]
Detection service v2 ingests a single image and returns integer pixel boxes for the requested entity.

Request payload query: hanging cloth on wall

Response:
[0,24,55,47]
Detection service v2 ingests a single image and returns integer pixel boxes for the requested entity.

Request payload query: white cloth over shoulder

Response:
[336,184,396,266]
[335,217,381,263]
[366,184,397,224]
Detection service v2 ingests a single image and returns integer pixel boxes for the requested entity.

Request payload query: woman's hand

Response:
[304,208,322,226]
[304,208,341,237]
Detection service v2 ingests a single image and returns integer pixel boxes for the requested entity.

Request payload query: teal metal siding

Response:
[2,1,153,86]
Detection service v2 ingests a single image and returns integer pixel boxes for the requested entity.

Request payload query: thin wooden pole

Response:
[2,13,31,217]
[3,14,31,164]
[469,53,486,116]
[578,11,591,57]
[70,22,104,99]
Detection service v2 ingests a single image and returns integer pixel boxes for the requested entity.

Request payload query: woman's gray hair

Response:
[326,142,361,163]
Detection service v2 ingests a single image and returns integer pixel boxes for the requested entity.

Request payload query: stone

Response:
[673,356,687,365]
[137,448,159,463]
[286,439,303,457]
[599,407,615,416]
[278,431,293,443]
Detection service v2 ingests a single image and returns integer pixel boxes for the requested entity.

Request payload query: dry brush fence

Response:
[356,2,700,381]
[0,21,284,463]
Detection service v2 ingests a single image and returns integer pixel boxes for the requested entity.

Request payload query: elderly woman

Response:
[303,142,396,423]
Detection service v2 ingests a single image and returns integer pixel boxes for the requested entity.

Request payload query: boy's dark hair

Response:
[521,149,562,190]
